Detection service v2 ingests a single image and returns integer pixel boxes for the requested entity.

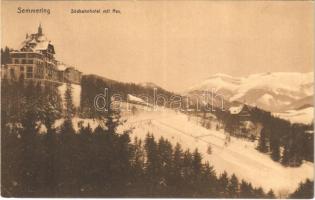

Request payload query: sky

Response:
[1,1,314,92]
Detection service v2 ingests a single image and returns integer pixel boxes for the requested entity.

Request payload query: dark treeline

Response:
[251,107,313,166]
[214,107,314,167]
[80,74,180,118]
[1,46,11,65]
[1,122,277,198]
[290,179,314,199]
[2,109,275,197]
[1,76,63,130]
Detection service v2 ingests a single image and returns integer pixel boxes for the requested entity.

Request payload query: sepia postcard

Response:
[1,0,314,198]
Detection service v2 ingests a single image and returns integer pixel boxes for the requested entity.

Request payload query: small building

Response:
[64,67,82,84]
[57,62,82,84]
[228,104,260,139]
[229,104,251,121]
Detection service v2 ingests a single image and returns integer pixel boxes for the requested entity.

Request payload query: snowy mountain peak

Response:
[188,72,313,112]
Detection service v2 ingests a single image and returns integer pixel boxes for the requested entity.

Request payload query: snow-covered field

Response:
[118,106,313,196]
[275,107,314,124]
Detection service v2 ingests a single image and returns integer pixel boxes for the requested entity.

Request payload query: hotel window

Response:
[11,54,25,58]
[26,66,33,78]
[28,59,33,64]
[22,59,26,64]
[20,66,24,72]
[17,54,26,58]
[14,59,19,64]
[10,68,15,78]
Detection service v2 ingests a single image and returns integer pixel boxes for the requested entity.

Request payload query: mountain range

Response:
[187,72,313,113]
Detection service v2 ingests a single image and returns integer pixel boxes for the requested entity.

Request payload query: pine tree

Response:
[62,83,75,134]
[64,83,75,120]
[267,189,276,198]
[218,171,229,197]
[130,137,145,188]
[257,127,268,153]
[290,179,314,199]
[240,180,254,198]
[157,137,173,179]
[192,149,202,175]
[191,149,203,196]
[281,141,291,166]
[170,143,184,195]
[173,143,184,174]
[1,46,11,65]
[40,83,62,134]
[253,187,265,198]
[21,81,40,135]
[228,174,239,197]
[288,125,305,167]
[270,131,281,161]
[105,102,123,135]
[201,162,217,196]
[182,150,194,195]
[10,76,26,123]
[144,133,160,194]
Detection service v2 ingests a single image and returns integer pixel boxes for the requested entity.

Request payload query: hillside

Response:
[50,103,313,196]
[80,74,181,117]
[119,106,313,196]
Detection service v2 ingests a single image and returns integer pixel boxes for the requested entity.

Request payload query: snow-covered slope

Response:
[48,103,313,196]
[119,107,313,196]
[188,72,313,113]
